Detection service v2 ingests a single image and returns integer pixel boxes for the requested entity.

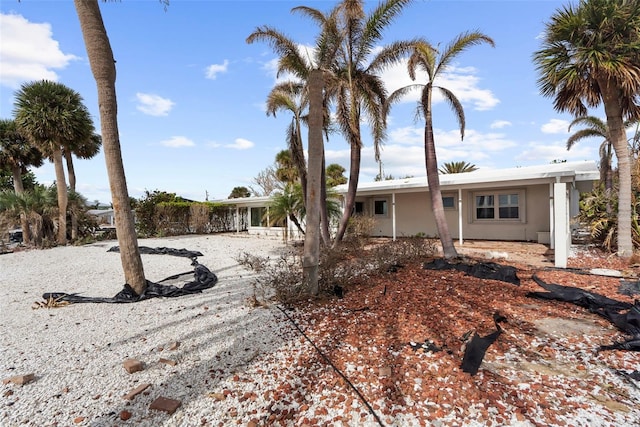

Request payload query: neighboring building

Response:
[87,209,115,228]
[219,161,600,268]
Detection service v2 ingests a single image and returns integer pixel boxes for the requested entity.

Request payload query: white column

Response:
[458,188,463,245]
[392,192,396,241]
[553,182,568,268]
[235,206,240,233]
[549,183,555,249]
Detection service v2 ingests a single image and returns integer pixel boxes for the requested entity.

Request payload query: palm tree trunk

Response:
[424,88,457,259]
[600,78,633,257]
[64,151,79,240]
[303,69,324,295]
[74,0,146,294]
[11,165,32,245]
[320,152,331,245]
[52,148,68,245]
[333,140,361,246]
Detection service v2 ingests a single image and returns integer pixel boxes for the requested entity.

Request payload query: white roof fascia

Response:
[333,161,599,195]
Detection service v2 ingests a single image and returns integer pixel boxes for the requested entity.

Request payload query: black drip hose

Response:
[274,304,386,427]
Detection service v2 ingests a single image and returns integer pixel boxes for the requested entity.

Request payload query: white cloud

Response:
[226,138,254,150]
[490,120,512,129]
[135,93,174,116]
[160,136,195,148]
[381,63,499,111]
[205,59,229,80]
[0,13,78,88]
[515,140,594,163]
[541,118,570,134]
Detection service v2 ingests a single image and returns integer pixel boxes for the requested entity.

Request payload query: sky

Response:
[0,0,609,204]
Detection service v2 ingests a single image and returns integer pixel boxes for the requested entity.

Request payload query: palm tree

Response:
[266,82,309,199]
[534,0,640,257]
[0,184,57,248]
[64,133,101,240]
[567,116,615,194]
[268,184,306,239]
[13,80,94,245]
[439,161,478,174]
[318,0,416,246]
[275,149,300,185]
[248,0,417,248]
[326,163,347,187]
[0,119,44,244]
[386,33,495,259]
[74,0,146,294]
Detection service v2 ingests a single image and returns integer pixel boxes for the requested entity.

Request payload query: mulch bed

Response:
[275,247,640,426]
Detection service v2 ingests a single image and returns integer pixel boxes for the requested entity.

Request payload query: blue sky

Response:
[0,0,604,203]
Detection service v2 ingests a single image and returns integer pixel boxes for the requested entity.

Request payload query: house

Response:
[87,208,115,228]
[220,161,600,268]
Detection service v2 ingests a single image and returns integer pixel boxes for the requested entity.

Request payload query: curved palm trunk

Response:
[11,165,32,244]
[288,213,305,235]
[52,148,68,245]
[424,89,457,259]
[600,78,633,257]
[74,0,146,294]
[333,141,361,247]
[64,151,79,240]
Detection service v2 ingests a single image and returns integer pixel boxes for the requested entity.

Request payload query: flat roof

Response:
[333,160,599,195]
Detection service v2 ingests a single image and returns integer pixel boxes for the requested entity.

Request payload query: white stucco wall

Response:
[358,183,553,242]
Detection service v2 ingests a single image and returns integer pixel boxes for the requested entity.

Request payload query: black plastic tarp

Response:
[528,274,640,351]
[423,259,520,286]
[38,247,218,304]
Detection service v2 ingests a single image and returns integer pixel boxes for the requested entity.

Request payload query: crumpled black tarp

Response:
[423,259,520,286]
[528,274,640,351]
[39,247,217,304]
[461,313,507,375]
[108,245,203,258]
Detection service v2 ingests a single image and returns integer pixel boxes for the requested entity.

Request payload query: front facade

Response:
[219,161,600,267]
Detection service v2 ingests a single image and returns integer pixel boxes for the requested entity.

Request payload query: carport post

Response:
[392,192,396,241]
[553,182,569,268]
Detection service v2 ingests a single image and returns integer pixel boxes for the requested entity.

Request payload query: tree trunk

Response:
[52,148,68,245]
[333,139,361,247]
[11,165,32,245]
[74,0,146,294]
[303,69,324,296]
[424,87,457,259]
[600,77,633,257]
[320,152,331,245]
[65,151,79,240]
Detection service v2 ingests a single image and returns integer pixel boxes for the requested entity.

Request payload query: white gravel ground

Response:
[0,234,312,427]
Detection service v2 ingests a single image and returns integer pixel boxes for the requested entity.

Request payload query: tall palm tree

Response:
[267,82,309,199]
[13,80,94,245]
[534,0,640,257]
[0,119,43,244]
[320,0,416,246]
[439,161,478,174]
[74,0,146,294]
[386,33,495,259]
[249,0,417,248]
[567,116,615,194]
[275,149,300,185]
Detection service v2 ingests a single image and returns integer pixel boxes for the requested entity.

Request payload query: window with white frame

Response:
[473,191,523,221]
[374,199,388,216]
[442,194,456,210]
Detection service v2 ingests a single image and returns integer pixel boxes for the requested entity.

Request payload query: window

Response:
[354,201,365,215]
[474,191,523,221]
[442,195,456,210]
[476,195,494,219]
[498,194,519,219]
[250,207,267,227]
[374,199,388,216]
